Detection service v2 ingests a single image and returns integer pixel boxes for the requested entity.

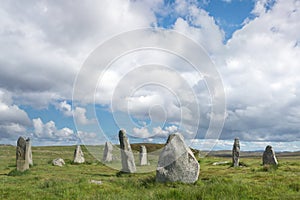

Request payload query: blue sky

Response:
[0,0,300,151]
[156,0,257,41]
[205,0,256,40]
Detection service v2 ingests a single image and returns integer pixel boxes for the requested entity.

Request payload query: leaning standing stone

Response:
[263,145,278,165]
[139,145,148,166]
[119,129,136,173]
[103,141,113,162]
[232,137,240,167]
[156,133,200,183]
[73,145,85,164]
[16,136,30,171]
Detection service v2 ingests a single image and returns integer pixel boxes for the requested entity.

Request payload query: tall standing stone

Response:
[26,138,33,166]
[139,145,148,166]
[103,141,113,162]
[156,133,200,183]
[73,145,85,164]
[16,136,30,171]
[263,145,278,165]
[232,137,240,167]
[119,129,136,173]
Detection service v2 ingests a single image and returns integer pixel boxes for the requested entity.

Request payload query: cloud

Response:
[56,101,96,125]
[0,0,220,143]
[0,90,31,126]
[221,0,232,3]
[72,0,300,143]
[0,0,300,146]
[32,118,76,141]
[132,127,151,138]
[29,117,100,145]
[165,125,179,133]
[0,123,28,140]
[251,0,277,16]
[0,0,158,108]
[172,4,225,53]
[73,107,97,125]
[0,89,31,139]
[153,125,179,137]
[57,101,72,116]
[77,131,101,145]
[132,125,179,138]
[219,0,300,141]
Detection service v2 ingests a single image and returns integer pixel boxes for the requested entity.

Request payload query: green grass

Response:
[0,145,299,199]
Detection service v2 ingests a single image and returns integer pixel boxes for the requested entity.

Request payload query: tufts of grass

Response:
[289,183,300,192]
[261,164,278,172]
[1,146,300,199]
[7,169,30,176]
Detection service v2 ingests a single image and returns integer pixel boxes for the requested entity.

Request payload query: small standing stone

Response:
[156,133,200,183]
[103,141,113,162]
[73,145,85,164]
[119,129,136,173]
[232,137,240,167]
[139,145,148,166]
[16,136,30,171]
[52,158,65,167]
[263,145,278,165]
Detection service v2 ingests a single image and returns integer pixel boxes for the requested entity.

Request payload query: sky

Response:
[0,0,300,151]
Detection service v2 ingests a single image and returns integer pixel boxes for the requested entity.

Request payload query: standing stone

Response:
[52,158,65,167]
[139,145,148,166]
[103,141,113,162]
[73,145,85,164]
[263,145,278,165]
[156,133,200,183]
[16,136,30,171]
[232,137,240,167]
[119,129,136,173]
[26,138,33,166]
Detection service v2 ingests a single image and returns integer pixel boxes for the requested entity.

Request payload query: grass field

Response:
[0,144,299,199]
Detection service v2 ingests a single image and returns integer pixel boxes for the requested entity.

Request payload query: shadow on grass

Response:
[260,164,278,172]
[116,171,133,177]
[229,161,249,168]
[7,169,30,176]
[95,173,116,177]
[289,183,300,192]
[140,176,156,188]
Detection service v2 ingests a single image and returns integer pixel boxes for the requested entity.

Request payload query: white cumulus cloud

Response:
[32,118,76,141]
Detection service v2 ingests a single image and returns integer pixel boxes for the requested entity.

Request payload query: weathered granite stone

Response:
[103,142,113,162]
[73,145,85,164]
[52,158,65,167]
[16,136,30,171]
[119,129,136,173]
[139,145,148,166]
[156,133,200,183]
[26,138,33,166]
[232,137,240,167]
[90,180,102,185]
[263,145,278,165]
[212,161,229,166]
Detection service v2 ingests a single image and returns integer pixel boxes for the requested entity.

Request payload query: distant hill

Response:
[0,144,14,146]
[130,143,164,153]
[203,150,300,158]
[130,143,201,156]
